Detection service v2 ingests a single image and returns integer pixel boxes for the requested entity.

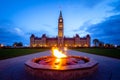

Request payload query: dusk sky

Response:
[0,0,120,46]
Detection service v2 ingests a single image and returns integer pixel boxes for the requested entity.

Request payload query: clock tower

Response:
[58,11,64,47]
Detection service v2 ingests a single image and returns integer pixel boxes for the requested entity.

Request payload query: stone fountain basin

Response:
[25,56,98,70]
[25,56,98,80]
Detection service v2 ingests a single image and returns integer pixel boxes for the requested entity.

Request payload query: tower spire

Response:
[58,10,64,48]
[59,10,62,18]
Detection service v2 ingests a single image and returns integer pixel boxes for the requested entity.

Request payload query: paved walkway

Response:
[0,50,120,80]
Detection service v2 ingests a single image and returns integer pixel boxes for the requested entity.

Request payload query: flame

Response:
[54,58,61,69]
[52,47,67,58]
[51,47,67,70]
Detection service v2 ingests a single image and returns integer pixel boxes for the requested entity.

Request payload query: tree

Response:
[99,41,104,47]
[104,43,115,48]
[13,42,23,47]
[18,42,23,46]
[93,39,99,47]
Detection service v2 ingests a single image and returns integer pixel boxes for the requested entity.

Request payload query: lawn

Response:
[0,48,49,60]
[71,48,120,59]
[1,48,120,60]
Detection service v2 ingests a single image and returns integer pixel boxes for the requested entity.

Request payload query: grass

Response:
[0,48,49,60]
[0,47,120,60]
[71,48,120,59]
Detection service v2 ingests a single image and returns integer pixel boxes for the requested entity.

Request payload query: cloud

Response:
[79,0,104,8]
[109,0,120,13]
[13,27,25,36]
[71,20,91,37]
[64,0,104,8]
[41,24,57,37]
[0,20,27,45]
[86,14,120,45]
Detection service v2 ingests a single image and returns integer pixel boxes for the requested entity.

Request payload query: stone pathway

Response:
[0,50,120,80]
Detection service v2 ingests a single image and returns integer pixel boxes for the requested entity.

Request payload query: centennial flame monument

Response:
[25,11,98,80]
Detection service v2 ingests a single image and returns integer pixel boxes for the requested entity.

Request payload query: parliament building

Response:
[30,11,90,47]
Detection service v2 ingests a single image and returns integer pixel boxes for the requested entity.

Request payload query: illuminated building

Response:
[30,11,90,47]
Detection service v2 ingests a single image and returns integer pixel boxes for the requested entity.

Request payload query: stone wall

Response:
[25,64,98,80]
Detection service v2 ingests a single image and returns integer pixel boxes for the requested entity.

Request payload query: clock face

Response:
[60,19,62,22]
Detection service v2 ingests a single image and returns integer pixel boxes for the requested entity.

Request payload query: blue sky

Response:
[0,0,120,46]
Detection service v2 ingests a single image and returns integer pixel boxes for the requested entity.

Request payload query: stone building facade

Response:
[30,11,90,47]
